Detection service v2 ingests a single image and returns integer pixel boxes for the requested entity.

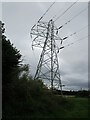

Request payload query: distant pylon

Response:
[31,19,63,93]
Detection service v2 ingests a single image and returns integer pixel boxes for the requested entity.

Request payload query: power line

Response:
[31,1,56,30]
[56,25,88,46]
[58,7,87,30]
[62,25,88,41]
[52,2,67,20]
[69,7,87,22]
[38,1,56,22]
[54,0,78,22]
[59,35,88,50]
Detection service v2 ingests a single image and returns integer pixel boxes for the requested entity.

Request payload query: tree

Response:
[1,21,22,85]
[1,21,22,116]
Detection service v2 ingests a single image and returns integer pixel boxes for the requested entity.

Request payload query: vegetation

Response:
[54,89,89,97]
[1,21,88,119]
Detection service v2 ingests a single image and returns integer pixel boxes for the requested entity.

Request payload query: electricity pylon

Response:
[31,19,63,93]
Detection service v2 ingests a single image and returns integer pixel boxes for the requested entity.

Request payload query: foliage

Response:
[76,90,89,97]
[1,21,22,85]
[54,89,89,98]
[1,21,22,118]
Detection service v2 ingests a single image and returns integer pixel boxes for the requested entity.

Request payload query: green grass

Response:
[62,97,88,118]
[16,97,88,119]
[27,96,88,118]
[3,96,88,119]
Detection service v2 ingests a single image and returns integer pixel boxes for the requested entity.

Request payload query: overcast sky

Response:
[2,1,88,91]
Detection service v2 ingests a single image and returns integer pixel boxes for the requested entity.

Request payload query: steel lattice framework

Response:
[30,1,87,93]
[30,19,63,92]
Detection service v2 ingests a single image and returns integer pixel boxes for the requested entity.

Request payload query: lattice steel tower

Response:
[30,19,63,92]
[30,1,87,93]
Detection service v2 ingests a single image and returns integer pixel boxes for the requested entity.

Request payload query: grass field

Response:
[61,97,88,118]
[3,96,88,119]
[18,97,88,119]
[37,97,89,118]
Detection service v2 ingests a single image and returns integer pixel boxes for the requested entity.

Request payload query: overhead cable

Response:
[58,7,87,30]
[59,35,88,50]
[54,0,78,22]
[31,1,56,30]
[62,25,88,41]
